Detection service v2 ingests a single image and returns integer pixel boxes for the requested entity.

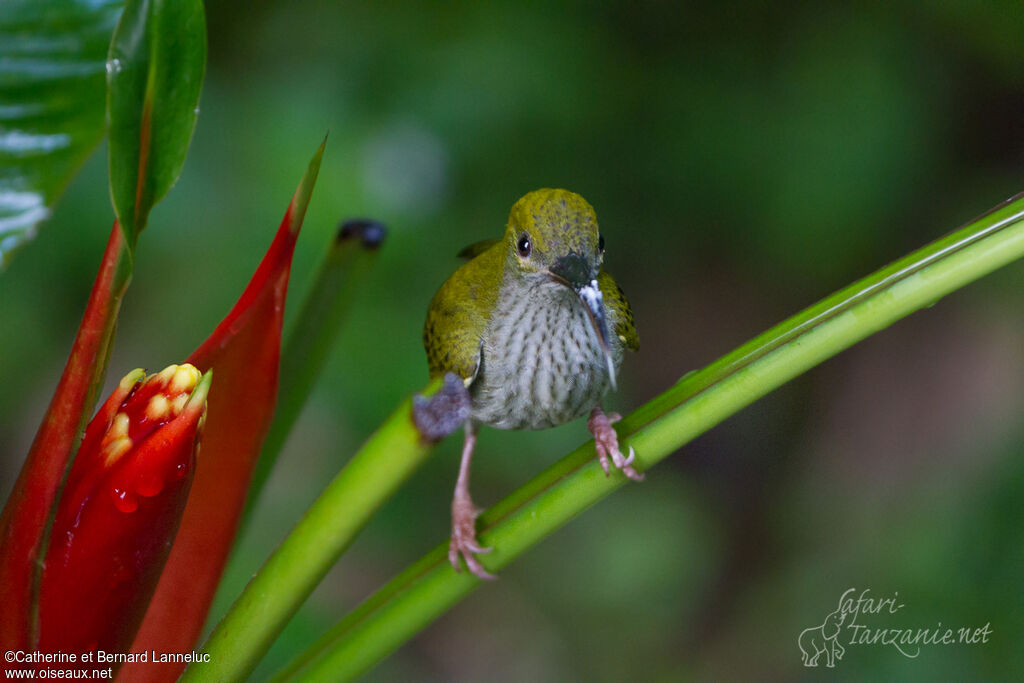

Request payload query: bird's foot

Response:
[588,407,644,481]
[449,494,495,580]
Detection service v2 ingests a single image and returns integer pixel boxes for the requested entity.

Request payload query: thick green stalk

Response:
[245,219,387,516]
[179,376,468,683]
[271,191,1024,681]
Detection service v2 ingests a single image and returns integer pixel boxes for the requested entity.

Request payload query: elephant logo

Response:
[798,608,847,667]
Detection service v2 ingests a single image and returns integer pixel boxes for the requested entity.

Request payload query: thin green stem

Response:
[270,191,1024,681]
[179,376,466,683]
[244,219,386,518]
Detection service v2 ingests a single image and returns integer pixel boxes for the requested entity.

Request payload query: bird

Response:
[423,188,641,579]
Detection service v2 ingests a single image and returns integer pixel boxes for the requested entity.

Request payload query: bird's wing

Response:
[456,238,502,260]
[598,270,639,352]
[423,243,503,382]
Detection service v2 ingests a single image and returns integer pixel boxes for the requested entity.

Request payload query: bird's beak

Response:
[548,253,617,390]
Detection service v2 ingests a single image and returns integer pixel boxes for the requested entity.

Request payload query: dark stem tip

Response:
[337,218,387,249]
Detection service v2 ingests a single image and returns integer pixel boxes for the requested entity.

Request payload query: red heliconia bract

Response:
[0,224,130,653]
[37,364,210,664]
[121,143,323,683]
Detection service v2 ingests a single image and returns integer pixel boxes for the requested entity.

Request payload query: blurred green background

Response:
[3,2,1023,680]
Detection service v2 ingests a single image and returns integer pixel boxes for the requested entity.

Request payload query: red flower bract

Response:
[37,365,210,663]
[122,142,323,683]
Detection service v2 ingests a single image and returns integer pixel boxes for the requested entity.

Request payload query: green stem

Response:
[244,219,386,518]
[271,191,1024,681]
[179,376,466,683]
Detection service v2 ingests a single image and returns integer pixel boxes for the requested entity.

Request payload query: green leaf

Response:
[107,0,205,247]
[0,0,123,269]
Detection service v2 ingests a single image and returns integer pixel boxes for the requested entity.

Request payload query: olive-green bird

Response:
[423,188,641,579]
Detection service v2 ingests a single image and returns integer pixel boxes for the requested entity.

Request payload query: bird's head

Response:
[504,188,603,279]
[503,188,617,386]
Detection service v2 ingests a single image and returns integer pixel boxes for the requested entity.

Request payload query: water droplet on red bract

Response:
[174,462,189,480]
[135,472,164,497]
[111,486,138,513]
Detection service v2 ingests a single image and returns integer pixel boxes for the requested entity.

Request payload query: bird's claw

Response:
[449,497,496,580]
[588,408,644,482]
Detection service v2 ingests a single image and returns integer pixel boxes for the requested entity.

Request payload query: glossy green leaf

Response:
[107,0,205,247]
[0,0,123,269]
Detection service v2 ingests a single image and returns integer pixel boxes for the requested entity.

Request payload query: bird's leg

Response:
[449,425,496,580]
[588,405,644,481]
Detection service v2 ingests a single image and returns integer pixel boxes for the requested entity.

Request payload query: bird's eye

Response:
[598,233,605,251]
[517,233,532,257]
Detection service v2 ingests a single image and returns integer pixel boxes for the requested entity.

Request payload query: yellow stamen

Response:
[109,412,130,439]
[169,364,200,395]
[103,437,133,466]
[146,394,170,421]
[155,364,179,386]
